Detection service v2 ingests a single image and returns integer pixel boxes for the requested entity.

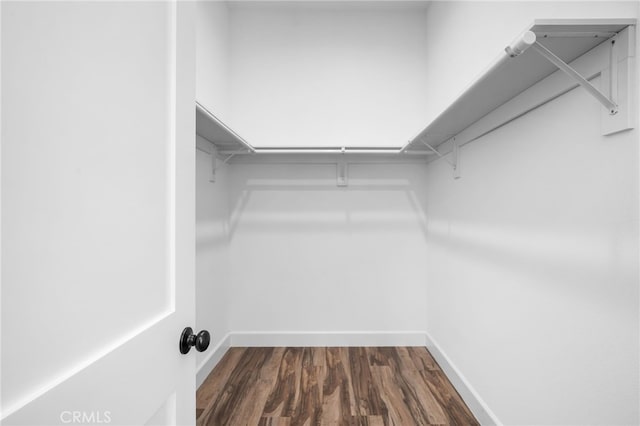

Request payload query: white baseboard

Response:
[196,332,231,389]
[230,331,427,347]
[425,332,502,426]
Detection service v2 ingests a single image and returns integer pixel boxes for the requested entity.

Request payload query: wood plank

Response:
[407,346,440,372]
[420,369,480,426]
[262,347,304,418]
[196,347,247,413]
[258,417,291,426]
[370,365,420,425]
[199,347,275,426]
[336,347,358,417]
[289,348,322,425]
[367,415,385,426]
[225,347,287,426]
[394,348,448,425]
[348,347,387,417]
[322,347,355,424]
[313,347,326,404]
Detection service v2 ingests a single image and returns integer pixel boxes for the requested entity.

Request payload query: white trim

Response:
[425,332,503,426]
[230,331,427,347]
[196,332,231,389]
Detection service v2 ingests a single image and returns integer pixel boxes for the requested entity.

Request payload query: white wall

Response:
[423,2,639,425]
[195,142,232,374]
[196,1,230,121]
[226,161,429,340]
[195,2,234,382]
[227,2,430,148]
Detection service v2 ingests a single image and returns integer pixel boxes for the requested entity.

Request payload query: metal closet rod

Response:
[218,147,435,155]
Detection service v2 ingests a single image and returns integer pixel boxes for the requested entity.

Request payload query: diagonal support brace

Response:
[213,153,235,172]
[531,41,618,115]
[420,139,461,179]
[209,153,235,182]
[420,140,454,167]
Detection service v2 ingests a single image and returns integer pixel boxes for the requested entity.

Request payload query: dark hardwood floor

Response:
[196,347,478,426]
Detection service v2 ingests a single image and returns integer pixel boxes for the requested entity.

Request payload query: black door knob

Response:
[179,327,210,354]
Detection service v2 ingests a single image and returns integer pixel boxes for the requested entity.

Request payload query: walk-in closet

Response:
[1,1,637,425]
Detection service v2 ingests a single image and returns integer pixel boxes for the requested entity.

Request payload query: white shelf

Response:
[197,19,635,158]
[195,102,255,154]
[401,18,636,155]
[195,104,420,155]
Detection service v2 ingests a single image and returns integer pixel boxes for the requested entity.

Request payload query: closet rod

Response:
[252,147,433,154]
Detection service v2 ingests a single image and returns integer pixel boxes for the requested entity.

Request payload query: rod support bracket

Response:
[337,158,348,187]
[420,138,460,179]
[210,152,235,182]
[452,139,461,180]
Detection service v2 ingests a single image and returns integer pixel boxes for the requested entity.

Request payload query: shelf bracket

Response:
[419,138,460,179]
[210,152,235,183]
[452,139,461,180]
[600,26,635,135]
[337,156,348,187]
[531,40,618,115]
[419,140,453,166]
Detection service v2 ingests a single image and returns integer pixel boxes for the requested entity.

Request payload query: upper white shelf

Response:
[197,19,635,157]
[195,102,255,154]
[195,103,425,155]
[401,18,636,154]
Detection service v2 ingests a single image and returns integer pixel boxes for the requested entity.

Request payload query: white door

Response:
[1,1,197,425]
